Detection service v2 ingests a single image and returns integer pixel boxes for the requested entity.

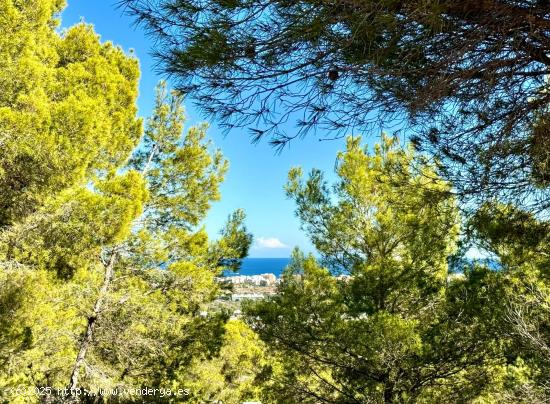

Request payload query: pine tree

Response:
[0,0,141,228]
[121,0,550,211]
[244,136,527,402]
[0,2,253,399]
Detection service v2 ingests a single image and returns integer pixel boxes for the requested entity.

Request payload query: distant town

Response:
[204,274,279,319]
[216,273,279,299]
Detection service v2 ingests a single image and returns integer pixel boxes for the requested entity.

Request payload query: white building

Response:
[231,293,264,301]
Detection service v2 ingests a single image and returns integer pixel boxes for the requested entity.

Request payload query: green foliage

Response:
[212,209,254,271]
[286,134,459,313]
[467,202,550,400]
[529,113,550,188]
[122,0,550,211]
[0,1,141,227]
[0,2,253,399]
[2,172,148,279]
[3,2,549,402]
[183,320,267,403]
[0,76,253,400]
[245,136,550,402]
[102,85,254,396]
[130,82,227,230]
[470,202,550,276]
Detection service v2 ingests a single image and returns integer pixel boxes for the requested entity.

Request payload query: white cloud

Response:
[255,237,288,249]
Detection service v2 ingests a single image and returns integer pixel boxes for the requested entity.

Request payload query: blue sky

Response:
[60,1,352,258]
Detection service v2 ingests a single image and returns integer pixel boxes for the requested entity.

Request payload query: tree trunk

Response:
[68,250,118,391]
[67,143,155,393]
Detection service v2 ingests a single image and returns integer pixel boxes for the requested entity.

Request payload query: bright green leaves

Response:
[124,81,249,275]
[95,171,149,241]
[0,267,102,393]
[212,209,253,272]
[131,82,227,230]
[246,248,428,401]
[183,319,266,403]
[286,134,460,312]
[246,136,469,401]
[57,23,101,65]
[0,7,137,374]
[0,6,141,227]
[0,2,252,397]
[470,202,550,277]
[1,171,147,278]
[49,81,250,394]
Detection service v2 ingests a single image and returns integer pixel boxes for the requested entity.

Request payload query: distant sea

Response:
[222,257,501,279]
[224,258,291,278]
